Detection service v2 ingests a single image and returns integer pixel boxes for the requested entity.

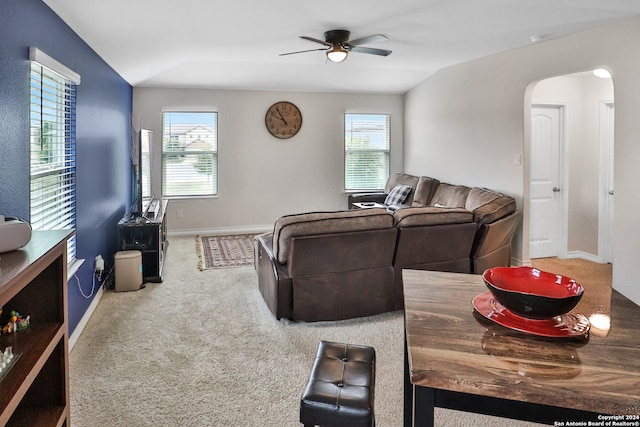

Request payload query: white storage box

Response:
[114,250,143,292]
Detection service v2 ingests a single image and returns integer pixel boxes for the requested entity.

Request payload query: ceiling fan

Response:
[280,29,392,63]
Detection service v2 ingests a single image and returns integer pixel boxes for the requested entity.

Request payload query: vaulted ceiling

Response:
[44,0,640,93]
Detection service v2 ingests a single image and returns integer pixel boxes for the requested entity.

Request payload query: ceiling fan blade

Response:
[300,36,331,46]
[347,34,388,46]
[279,48,328,56]
[350,46,392,56]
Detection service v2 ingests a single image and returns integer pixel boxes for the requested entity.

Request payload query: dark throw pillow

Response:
[384,184,412,206]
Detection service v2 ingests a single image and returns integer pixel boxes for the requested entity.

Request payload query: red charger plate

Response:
[473,291,590,338]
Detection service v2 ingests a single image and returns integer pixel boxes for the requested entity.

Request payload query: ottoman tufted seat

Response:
[300,341,376,427]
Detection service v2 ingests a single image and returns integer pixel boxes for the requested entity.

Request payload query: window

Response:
[29,48,80,264]
[162,112,218,197]
[344,114,390,191]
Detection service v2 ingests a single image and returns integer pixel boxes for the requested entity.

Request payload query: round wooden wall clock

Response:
[265,101,302,139]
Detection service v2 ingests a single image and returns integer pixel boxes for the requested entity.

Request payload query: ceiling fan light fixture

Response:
[326,46,348,63]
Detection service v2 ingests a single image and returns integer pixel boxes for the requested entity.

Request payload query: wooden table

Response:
[402,270,640,426]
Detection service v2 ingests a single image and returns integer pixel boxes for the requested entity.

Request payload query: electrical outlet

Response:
[177,210,184,219]
[95,255,104,272]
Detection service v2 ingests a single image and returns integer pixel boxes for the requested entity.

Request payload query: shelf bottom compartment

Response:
[7,404,67,427]
[0,323,66,425]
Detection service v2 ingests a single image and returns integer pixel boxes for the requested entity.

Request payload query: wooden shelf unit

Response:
[0,230,72,427]
[118,199,168,283]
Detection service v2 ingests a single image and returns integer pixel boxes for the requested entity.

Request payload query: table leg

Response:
[414,386,435,427]
[405,326,436,427]
[404,335,413,427]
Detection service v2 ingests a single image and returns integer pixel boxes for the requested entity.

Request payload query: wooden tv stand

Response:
[118,199,168,283]
[0,230,73,426]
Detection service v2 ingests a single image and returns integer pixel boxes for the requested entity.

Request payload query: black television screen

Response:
[140,129,152,201]
[130,129,153,217]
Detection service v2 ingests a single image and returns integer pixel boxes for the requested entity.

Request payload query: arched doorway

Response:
[528,71,614,264]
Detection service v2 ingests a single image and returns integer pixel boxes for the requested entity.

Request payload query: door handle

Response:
[552,187,561,192]
[609,190,614,195]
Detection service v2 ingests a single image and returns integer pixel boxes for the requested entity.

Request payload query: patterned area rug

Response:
[196,234,255,270]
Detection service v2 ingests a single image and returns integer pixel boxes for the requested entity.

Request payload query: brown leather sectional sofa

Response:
[253,173,519,322]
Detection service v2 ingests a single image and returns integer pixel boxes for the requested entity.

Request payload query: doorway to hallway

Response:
[528,72,614,264]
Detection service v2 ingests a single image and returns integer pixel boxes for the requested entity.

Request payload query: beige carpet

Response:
[70,236,545,427]
[196,234,255,270]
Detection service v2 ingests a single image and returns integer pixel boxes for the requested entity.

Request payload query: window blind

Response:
[345,114,390,191]
[162,112,218,197]
[29,58,78,262]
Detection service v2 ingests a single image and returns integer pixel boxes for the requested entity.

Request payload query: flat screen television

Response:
[130,129,153,217]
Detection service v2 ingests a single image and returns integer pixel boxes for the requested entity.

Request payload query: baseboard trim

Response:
[168,225,272,237]
[69,285,104,352]
[519,251,605,268]
[566,250,603,263]
[511,256,530,267]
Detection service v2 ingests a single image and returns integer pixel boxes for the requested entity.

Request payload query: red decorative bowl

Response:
[482,266,584,319]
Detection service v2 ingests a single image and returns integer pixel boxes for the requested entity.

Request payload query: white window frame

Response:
[344,113,390,192]
[161,111,218,198]
[29,48,80,267]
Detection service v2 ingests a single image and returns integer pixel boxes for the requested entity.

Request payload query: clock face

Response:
[265,101,302,139]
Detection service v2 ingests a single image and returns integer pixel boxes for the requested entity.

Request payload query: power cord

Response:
[75,272,98,299]
[75,257,112,299]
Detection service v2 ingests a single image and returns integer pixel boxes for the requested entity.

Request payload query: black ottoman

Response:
[300,341,376,427]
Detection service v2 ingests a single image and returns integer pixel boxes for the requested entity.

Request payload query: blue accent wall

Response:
[0,0,133,335]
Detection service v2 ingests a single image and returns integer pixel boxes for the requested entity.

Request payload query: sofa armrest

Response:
[472,195,517,225]
[254,234,293,319]
[471,211,521,273]
[348,192,387,208]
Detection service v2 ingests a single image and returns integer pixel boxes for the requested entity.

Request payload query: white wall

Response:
[404,16,640,305]
[133,88,404,234]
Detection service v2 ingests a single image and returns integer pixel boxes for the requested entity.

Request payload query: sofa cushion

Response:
[384,173,419,193]
[393,206,474,227]
[465,187,517,224]
[430,183,471,208]
[411,176,440,207]
[384,173,420,205]
[272,209,393,264]
[465,187,502,211]
[384,184,412,206]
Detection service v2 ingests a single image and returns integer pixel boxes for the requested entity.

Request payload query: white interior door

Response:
[530,105,564,259]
